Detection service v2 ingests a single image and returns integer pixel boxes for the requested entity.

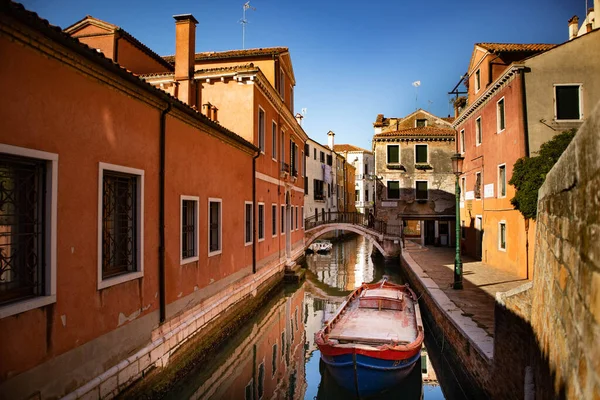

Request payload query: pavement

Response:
[403,240,528,338]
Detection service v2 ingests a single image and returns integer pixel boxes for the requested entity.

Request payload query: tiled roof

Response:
[374,126,456,138]
[333,144,372,153]
[476,43,557,53]
[163,47,288,64]
[441,117,456,123]
[2,1,257,153]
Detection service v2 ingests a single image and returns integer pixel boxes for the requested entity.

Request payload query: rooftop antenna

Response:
[427,100,433,111]
[412,81,421,110]
[240,1,256,49]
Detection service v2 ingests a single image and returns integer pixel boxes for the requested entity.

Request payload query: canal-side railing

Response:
[304,211,390,235]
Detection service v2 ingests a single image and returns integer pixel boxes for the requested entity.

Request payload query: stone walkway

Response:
[404,241,528,337]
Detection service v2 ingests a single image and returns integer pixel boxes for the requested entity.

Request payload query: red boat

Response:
[315,279,424,397]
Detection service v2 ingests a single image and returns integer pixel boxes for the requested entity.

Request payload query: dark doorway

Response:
[425,221,435,245]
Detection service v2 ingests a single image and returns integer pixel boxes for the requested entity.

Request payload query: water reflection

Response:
[169,234,459,400]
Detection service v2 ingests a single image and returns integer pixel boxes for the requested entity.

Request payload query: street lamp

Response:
[451,153,464,290]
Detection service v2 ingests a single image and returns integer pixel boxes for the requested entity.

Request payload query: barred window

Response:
[102,170,138,279]
[258,204,264,240]
[0,155,46,305]
[181,197,198,263]
[272,204,277,236]
[209,199,221,255]
[245,202,253,245]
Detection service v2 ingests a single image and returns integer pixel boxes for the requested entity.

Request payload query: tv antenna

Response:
[240,1,256,49]
[412,81,421,110]
[427,100,433,111]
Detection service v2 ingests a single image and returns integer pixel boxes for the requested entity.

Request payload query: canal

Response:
[134,234,472,399]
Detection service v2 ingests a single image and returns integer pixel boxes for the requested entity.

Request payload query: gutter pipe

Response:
[159,102,171,324]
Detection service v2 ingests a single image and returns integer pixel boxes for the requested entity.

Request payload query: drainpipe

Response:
[252,151,260,273]
[521,69,531,279]
[159,102,171,324]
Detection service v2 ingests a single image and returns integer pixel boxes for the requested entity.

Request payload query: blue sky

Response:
[23,0,584,149]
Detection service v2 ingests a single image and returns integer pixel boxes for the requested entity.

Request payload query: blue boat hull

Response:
[320,352,421,397]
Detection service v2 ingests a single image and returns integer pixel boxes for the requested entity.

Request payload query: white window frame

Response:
[98,162,144,290]
[0,144,58,319]
[475,69,481,93]
[386,144,400,164]
[180,195,199,265]
[258,202,265,242]
[271,121,277,161]
[414,144,428,164]
[244,201,253,246]
[272,203,278,238]
[498,163,507,199]
[258,106,265,154]
[554,83,583,121]
[208,198,222,257]
[496,97,506,133]
[475,117,482,146]
[415,179,429,201]
[460,129,465,154]
[414,119,428,128]
[498,221,507,251]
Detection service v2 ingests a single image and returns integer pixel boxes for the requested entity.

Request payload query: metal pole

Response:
[453,175,463,289]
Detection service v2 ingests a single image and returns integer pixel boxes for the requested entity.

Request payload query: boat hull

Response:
[320,351,421,397]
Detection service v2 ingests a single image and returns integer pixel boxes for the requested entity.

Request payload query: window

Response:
[301,206,304,228]
[290,140,298,176]
[555,84,582,120]
[245,380,254,400]
[498,164,506,198]
[313,179,324,200]
[461,176,466,201]
[271,121,277,160]
[461,220,466,240]
[497,98,505,132]
[99,163,144,289]
[415,144,428,164]
[0,147,57,316]
[295,206,298,231]
[272,344,278,376]
[181,196,199,264]
[387,181,400,199]
[416,180,428,200]
[258,362,265,399]
[364,163,369,175]
[281,205,285,234]
[475,69,481,92]
[475,172,482,199]
[304,177,308,194]
[460,129,465,153]
[313,148,316,160]
[416,119,427,128]
[326,154,332,166]
[301,152,304,177]
[272,204,277,237]
[365,189,369,203]
[281,331,285,356]
[475,117,482,146]
[280,130,285,164]
[499,222,506,251]
[355,189,360,202]
[387,145,399,164]
[245,202,253,245]
[258,203,264,241]
[320,151,325,163]
[279,69,285,99]
[208,199,222,256]
[258,108,265,153]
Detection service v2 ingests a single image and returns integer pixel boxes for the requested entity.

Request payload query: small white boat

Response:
[308,240,333,253]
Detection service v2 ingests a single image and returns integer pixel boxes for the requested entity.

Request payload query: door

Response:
[425,221,435,245]
[439,221,449,246]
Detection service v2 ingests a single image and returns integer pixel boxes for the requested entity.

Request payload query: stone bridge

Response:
[304,212,403,259]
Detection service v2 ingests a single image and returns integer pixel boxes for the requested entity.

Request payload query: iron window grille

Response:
[209,201,221,253]
[258,204,264,240]
[245,203,252,244]
[0,154,46,305]
[102,170,138,279]
[181,199,197,259]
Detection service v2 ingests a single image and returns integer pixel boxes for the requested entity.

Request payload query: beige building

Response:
[373,110,457,246]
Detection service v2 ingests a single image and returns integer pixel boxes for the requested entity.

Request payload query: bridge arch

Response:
[304,224,388,257]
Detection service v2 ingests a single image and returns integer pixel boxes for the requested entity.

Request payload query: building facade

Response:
[0,4,306,399]
[452,24,600,278]
[333,145,375,215]
[372,110,456,246]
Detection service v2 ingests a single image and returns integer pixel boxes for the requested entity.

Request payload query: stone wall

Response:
[530,100,600,399]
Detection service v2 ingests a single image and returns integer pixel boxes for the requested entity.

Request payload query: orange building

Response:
[0,3,306,399]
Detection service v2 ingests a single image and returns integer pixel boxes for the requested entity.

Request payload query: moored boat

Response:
[315,279,424,397]
[308,240,333,253]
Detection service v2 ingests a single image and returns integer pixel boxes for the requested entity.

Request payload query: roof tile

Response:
[476,43,557,53]
[374,126,456,138]
[333,144,372,153]
[163,47,288,64]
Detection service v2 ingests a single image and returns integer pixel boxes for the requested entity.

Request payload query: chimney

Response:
[295,113,304,126]
[173,14,198,106]
[211,105,218,123]
[568,15,579,40]
[202,102,212,119]
[327,131,335,150]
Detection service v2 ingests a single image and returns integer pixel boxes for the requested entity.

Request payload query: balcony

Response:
[280,162,290,179]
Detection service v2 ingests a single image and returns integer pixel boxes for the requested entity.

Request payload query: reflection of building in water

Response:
[420,346,439,385]
[305,236,375,291]
[303,293,344,357]
[186,285,307,400]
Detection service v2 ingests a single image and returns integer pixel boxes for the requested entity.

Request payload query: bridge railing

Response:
[304,211,391,235]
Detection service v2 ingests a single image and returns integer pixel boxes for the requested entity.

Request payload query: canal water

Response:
[161,234,470,400]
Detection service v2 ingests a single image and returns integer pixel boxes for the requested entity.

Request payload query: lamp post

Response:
[451,153,464,290]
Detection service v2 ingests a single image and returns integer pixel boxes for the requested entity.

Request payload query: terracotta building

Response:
[0,3,306,399]
[372,110,457,246]
[451,17,600,278]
